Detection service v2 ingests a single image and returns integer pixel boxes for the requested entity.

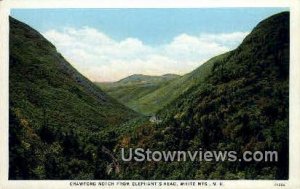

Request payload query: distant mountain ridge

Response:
[9,11,289,180]
[98,73,179,87]
[116,11,289,179]
[96,73,182,114]
[116,73,180,85]
[97,53,227,115]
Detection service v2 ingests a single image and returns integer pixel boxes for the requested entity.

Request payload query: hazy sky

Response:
[11,8,288,82]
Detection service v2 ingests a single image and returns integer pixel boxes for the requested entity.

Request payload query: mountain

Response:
[101,74,180,87]
[9,11,289,180]
[116,12,289,179]
[96,74,180,114]
[97,55,227,115]
[9,17,140,179]
[128,53,229,115]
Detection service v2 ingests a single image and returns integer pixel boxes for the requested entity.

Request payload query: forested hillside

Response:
[9,11,289,180]
[116,12,289,179]
[96,74,180,114]
[9,17,140,179]
[97,54,227,115]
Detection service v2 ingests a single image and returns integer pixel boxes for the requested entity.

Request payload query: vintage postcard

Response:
[0,0,299,188]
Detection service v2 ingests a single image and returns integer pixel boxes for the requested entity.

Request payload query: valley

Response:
[9,11,289,180]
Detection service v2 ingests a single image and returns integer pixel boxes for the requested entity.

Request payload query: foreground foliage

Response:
[116,12,289,179]
[9,11,289,180]
[9,17,140,179]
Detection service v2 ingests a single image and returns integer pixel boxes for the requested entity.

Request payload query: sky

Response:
[11,8,288,82]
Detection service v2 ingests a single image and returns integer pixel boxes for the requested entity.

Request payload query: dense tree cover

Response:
[97,54,225,115]
[116,12,289,179]
[9,17,141,179]
[96,74,180,115]
[9,11,289,180]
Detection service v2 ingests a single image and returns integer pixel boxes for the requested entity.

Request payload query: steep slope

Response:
[97,54,227,115]
[117,12,289,179]
[96,74,180,114]
[9,17,140,179]
[130,53,229,115]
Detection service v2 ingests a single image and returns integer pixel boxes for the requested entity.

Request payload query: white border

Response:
[0,0,299,188]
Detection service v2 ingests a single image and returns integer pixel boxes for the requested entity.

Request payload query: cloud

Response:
[200,32,249,48]
[43,27,248,82]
